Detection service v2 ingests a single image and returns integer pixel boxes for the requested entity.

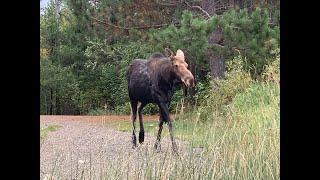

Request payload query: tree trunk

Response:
[44,87,48,115]
[56,89,60,115]
[209,53,225,79]
[46,88,49,115]
[50,88,53,115]
[207,27,225,81]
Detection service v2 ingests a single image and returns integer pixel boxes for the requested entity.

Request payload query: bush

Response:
[40,57,82,115]
[142,104,159,115]
[169,88,184,112]
[83,40,153,111]
[201,55,252,110]
[88,108,107,116]
[177,54,251,122]
[262,48,280,83]
[114,102,131,115]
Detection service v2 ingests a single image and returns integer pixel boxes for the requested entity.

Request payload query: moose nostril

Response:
[190,79,195,87]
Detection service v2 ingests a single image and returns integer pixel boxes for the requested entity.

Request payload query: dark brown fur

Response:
[127,50,194,153]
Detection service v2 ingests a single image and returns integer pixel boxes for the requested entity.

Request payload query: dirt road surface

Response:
[40,115,187,180]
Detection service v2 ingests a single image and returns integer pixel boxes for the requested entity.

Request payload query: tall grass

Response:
[175,81,279,179]
[100,81,279,179]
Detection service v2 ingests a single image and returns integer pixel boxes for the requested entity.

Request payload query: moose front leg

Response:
[130,101,138,148]
[138,102,146,144]
[154,111,164,152]
[158,102,178,154]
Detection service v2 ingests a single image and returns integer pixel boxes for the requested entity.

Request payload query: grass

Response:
[108,119,213,148]
[40,125,61,140]
[42,80,279,179]
[107,81,279,148]
[101,81,279,179]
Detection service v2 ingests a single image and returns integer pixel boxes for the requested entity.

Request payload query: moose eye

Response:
[174,64,178,68]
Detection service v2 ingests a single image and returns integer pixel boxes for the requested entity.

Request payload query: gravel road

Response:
[40,115,188,180]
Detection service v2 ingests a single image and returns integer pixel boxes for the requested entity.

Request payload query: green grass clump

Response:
[40,125,61,140]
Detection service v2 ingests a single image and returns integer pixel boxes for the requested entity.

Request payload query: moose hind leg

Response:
[131,101,138,148]
[138,102,146,144]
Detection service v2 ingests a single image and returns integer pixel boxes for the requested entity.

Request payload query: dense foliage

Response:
[40,0,279,115]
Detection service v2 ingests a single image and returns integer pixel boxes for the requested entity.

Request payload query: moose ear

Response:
[175,49,185,61]
[164,48,174,59]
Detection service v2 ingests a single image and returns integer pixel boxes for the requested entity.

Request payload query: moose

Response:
[126,48,195,153]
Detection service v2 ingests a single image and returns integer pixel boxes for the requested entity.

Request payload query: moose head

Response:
[165,48,195,88]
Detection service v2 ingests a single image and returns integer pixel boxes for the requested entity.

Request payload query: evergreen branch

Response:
[91,17,180,30]
[183,50,209,71]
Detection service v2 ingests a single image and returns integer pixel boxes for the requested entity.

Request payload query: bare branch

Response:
[156,0,211,19]
[91,17,130,30]
[183,1,211,19]
[191,5,211,19]
[233,47,241,54]
[155,0,177,6]
[91,17,180,30]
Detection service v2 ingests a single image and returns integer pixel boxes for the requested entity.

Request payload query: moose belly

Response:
[129,85,153,103]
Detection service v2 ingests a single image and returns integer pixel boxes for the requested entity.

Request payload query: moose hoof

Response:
[154,143,161,152]
[132,142,137,149]
[132,136,137,148]
[139,131,145,144]
[172,142,178,155]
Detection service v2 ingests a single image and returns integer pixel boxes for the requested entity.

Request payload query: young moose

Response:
[126,48,195,153]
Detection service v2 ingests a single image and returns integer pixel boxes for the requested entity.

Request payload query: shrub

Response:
[88,108,107,116]
[262,48,280,83]
[114,102,132,115]
[202,55,252,109]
